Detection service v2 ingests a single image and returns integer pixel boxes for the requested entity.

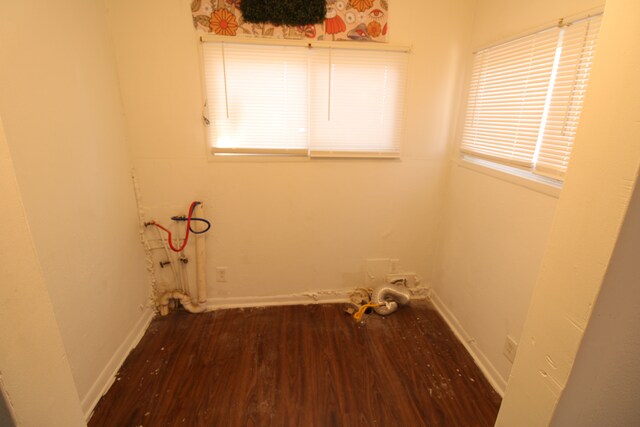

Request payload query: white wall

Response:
[0,0,150,416]
[0,116,85,426]
[551,182,640,426]
[435,166,558,391]
[472,0,604,47]
[496,0,640,423]
[434,0,603,392]
[105,0,476,302]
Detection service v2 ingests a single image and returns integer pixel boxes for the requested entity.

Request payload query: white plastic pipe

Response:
[194,203,207,304]
[372,285,411,316]
[158,291,206,315]
[154,226,185,293]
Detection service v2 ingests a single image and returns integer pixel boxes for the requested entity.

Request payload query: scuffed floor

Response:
[89,301,501,426]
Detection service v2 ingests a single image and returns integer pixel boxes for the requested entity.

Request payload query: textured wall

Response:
[106,0,477,301]
[435,0,603,392]
[0,0,150,413]
[497,0,640,423]
[0,116,85,426]
[552,183,640,426]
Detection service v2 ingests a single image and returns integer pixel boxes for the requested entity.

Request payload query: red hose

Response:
[149,201,199,252]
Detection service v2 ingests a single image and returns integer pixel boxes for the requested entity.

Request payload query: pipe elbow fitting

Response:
[173,291,206,313]
[157,291,206,315]
[372,286,411,316]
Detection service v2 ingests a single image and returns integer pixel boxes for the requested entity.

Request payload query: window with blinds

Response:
[201,40,409,158]
[460,13,602,180]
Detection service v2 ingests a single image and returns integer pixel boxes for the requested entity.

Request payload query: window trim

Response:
[198,36,411,160]
[458,155,562,198]
[199,35,411,53]
[457,6,604,184]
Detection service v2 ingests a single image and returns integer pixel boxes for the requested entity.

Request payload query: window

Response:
[201,39,409,158]
[460,13,602,181]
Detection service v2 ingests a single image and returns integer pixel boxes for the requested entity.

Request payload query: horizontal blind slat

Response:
[309,48,408,154]
[202,41,409,157]
[203,43,309,150]
[461,13,601,181]
[461,28,553,164]
[535,14,602,178]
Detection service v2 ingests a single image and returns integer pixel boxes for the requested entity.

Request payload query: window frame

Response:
[457,9,603,187]
[198,35,411,160]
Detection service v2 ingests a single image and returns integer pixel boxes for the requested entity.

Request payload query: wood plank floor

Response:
[89,302,501,427]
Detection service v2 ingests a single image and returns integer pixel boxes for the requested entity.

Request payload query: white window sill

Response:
[208,152,311,163]
[455,155,561,198]
[208,148,402,163]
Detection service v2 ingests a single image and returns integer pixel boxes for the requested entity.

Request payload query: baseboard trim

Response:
[429,290,507,396]
[204,286,432,311]
[205,289,352,310]
[82,306,155,421]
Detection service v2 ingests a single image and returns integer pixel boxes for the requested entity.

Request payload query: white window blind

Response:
[202,42,309,155]
[460,14,601,180]
[309,48,408,157]
[201,40,409,158]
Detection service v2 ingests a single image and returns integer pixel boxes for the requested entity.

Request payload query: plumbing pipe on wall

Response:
[158,291,206,315]
[149,200,211,315]
[194,202,207,304]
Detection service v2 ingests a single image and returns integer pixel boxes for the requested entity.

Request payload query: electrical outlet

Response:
[503,335,518,363]
[216,267,227,282]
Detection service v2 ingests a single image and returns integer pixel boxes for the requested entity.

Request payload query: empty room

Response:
[1,0,639,426]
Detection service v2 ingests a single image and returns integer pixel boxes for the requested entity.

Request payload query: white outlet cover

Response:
[504,335,518,363]
[216,267,227,282]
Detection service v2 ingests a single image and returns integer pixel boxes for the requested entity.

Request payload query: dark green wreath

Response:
[240,0,326,26]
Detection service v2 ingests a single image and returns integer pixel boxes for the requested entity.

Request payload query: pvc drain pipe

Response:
[158,291,206,315]
[194,203,207,304]
[372,286,411,316]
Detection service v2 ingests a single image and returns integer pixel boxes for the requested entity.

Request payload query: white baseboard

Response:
[429,290,507,396]
[205,289,352,310]
[82,306,155,421]
[204,286,432,311]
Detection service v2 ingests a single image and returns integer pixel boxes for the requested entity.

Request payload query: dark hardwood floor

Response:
[89,302,501,427]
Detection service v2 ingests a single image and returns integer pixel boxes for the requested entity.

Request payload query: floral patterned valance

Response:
[191,0,389,42]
